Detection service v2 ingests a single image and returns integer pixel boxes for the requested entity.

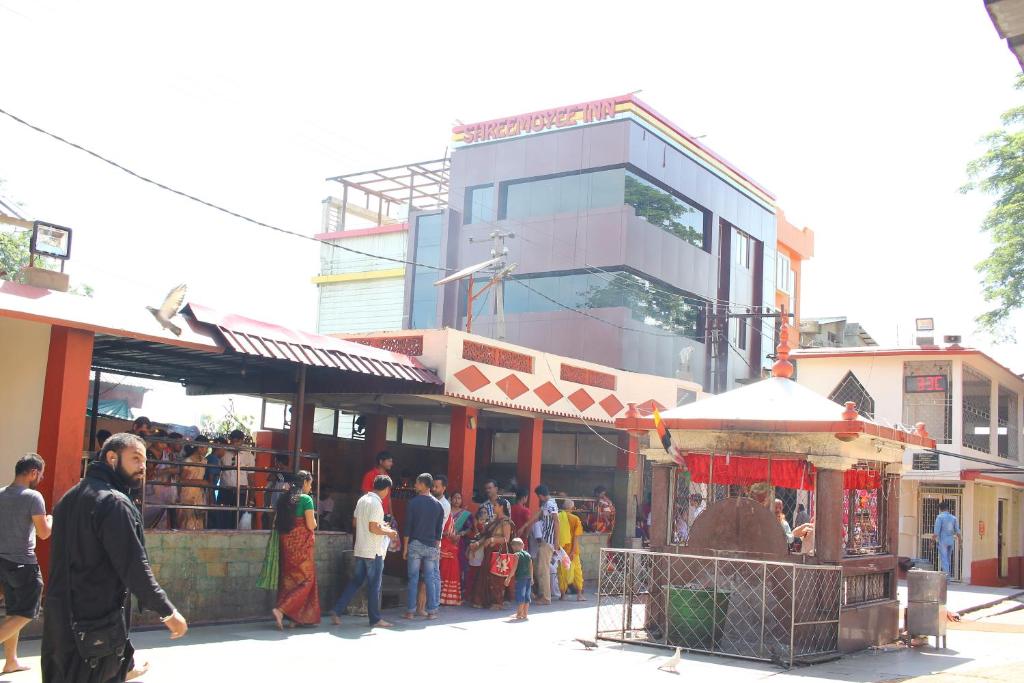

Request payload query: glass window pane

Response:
[313,407,335,435]
[262,400,287,430]
[402,419,430,446]
[386,416,399,442]
[466,185,494,224]
[542,433,576,465]
[493,433,518,463]
[410,213,444,329]
[624,172,705,248]
[429,422,451,449]
[337,412,355,439]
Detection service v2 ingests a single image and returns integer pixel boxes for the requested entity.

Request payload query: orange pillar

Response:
[517,417,543,512]
[448,406,478,505]
[36,325,94,577]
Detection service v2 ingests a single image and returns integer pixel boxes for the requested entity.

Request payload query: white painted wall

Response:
[317,277,405,334]
[318,231,407,275]
[0,317,49,478]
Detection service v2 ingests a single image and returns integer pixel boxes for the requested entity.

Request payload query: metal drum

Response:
[906,569,948,648]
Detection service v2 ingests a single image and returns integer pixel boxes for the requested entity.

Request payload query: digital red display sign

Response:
[904,375,948,393]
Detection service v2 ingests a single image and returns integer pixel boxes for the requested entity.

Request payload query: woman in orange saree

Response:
[272,471,320,629]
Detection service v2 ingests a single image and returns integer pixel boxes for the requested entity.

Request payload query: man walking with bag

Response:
[42,433,187,682]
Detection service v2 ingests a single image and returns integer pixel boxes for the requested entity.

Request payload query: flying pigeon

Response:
[147,284,187,336]
[574,638,598,650]
[657,647,682,673]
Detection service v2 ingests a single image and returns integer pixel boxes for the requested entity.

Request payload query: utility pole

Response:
[436,230,517,339]
[708,305,795,392]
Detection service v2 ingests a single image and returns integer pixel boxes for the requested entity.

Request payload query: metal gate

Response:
[919,486,963,581]
[596,548,843,667]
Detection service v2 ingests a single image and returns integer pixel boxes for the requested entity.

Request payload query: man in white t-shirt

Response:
[431,475,451,528]
[220,430,255,526]
[330,475,398,628]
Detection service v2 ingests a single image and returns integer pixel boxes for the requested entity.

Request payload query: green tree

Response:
[199,399,256,440]
[963,75,1024,339]
[0,228,30,281]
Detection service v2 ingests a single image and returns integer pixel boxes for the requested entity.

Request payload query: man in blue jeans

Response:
[403,473,444,620]
[934,501,961,579]
[330,475,398,628]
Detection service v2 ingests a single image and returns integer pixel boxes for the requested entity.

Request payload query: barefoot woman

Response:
[272,471,320,629]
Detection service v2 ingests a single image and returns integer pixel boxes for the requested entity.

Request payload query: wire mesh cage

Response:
[597,548,842,667]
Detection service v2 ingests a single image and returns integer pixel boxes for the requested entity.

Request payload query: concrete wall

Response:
[579,532,610,581]
[0,317,50,478]
[138,531,352,625]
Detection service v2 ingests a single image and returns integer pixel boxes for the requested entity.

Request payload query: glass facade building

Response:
[404,98,780,388]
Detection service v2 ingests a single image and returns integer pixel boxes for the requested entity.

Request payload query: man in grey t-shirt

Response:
[0,454,52,674]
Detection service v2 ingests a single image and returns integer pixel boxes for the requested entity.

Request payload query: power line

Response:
[0,105,451,273]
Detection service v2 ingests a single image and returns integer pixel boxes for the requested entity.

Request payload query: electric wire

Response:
[0,105,453,274]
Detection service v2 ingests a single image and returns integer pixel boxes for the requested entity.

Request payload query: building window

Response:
[903,361,952,444]
[829,371,876,418]
[504,269,704,339]
[736,231,752,269]
[776,252,793,295]
[624,172,706,249]
[409,213,444,329]
[733,316,748,351]
[998,385,1018,460]
[962,365,992,453]
[501,167,624,221]
[465,184,494,225]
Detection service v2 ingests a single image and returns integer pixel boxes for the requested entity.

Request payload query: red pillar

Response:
[517,417,543,512]
[361,414,388,472]
[36,326,94,578]
[448,406,478,505]
[617,431,638,471]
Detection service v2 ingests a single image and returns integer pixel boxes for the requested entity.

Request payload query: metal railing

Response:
[596,548,843,667]
[84,438,320,530]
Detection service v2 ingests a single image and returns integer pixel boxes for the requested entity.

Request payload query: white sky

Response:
[2,1,1022,422]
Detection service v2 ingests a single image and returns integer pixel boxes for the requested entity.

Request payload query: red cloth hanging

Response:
[683,454,813,490]
[843,469,882,490]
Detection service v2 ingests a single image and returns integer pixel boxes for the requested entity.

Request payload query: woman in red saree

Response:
[471,502,512,610]
[272,471,320,629]
[440,492,473,606]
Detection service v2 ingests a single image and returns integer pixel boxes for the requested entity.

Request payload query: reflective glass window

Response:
[465,185,494,224]
[506,270,703,338]
[410,213,444,329]
[624,172,706,248]
[501,168,625,221]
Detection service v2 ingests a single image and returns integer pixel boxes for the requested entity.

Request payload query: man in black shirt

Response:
[402,473,444,620]
[42,433,187,683]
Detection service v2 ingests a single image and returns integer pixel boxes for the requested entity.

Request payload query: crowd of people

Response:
[0,434,616,681]
[268,450,615,631]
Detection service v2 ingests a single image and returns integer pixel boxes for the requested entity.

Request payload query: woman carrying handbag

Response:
[471,501,513,610]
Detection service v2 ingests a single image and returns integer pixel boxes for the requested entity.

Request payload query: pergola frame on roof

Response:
[326,158,450,227]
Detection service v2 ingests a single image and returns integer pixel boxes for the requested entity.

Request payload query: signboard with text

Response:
[912,451,940,471]
[452,96,623,145]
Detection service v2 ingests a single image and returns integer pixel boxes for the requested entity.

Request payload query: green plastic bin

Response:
[666,585,730,650]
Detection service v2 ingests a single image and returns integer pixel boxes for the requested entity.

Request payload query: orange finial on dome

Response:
[772,308,794,379]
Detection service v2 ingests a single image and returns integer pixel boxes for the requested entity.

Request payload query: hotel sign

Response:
[454,96,622,145]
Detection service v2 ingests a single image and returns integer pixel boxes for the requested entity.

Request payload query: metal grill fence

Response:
[596,549,843,667]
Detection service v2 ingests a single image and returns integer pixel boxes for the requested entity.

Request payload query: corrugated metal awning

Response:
[185,303,442,386]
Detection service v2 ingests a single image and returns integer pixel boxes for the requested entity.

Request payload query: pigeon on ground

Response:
[657,647,682,673]
[575,638,599,650]
[147,284,187,336]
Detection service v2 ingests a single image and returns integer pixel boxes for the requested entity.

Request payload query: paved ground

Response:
[3,584,1022,682]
